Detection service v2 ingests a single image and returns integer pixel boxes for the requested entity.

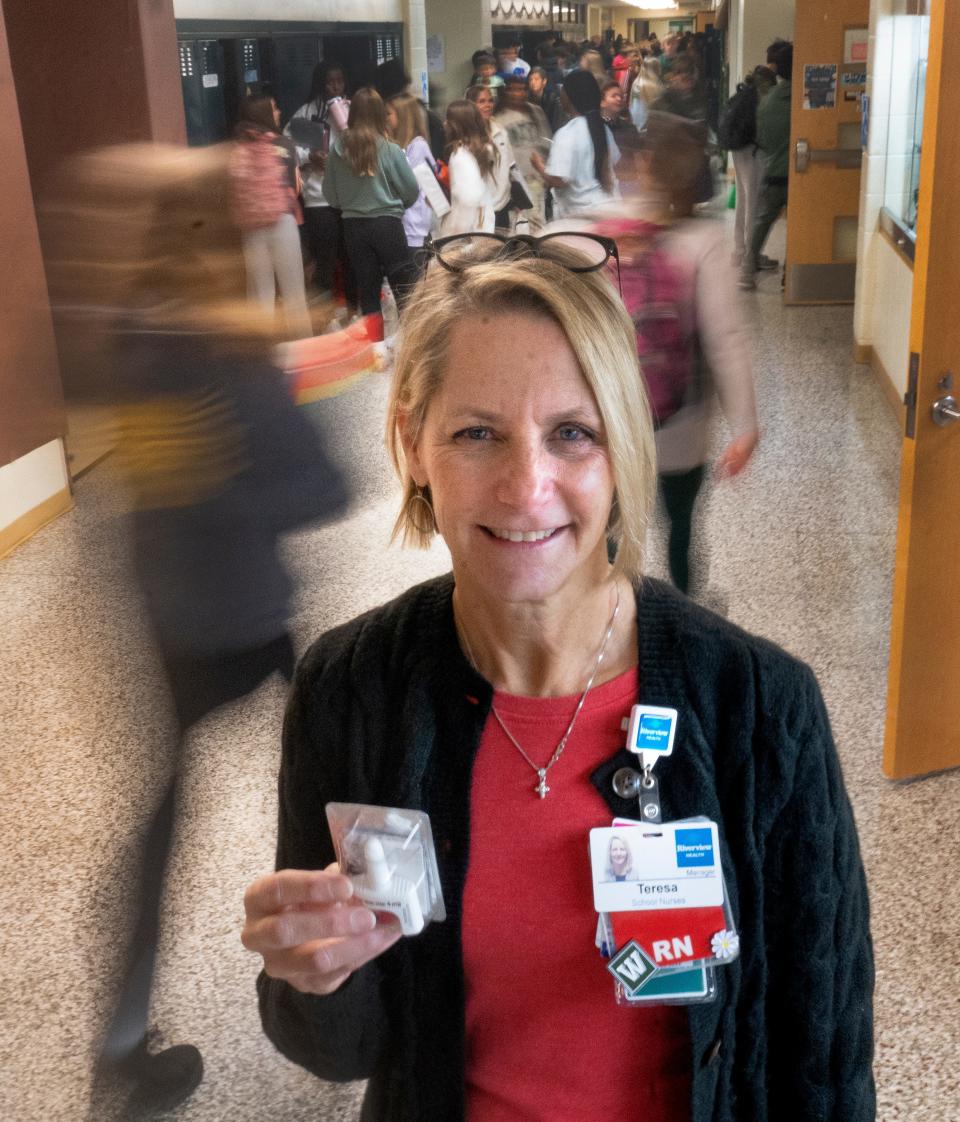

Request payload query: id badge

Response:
[589,820,738,973]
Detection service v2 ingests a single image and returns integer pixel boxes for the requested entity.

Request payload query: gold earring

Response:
[408,486,437,535]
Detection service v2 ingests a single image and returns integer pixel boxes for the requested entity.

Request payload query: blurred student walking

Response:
[51,143,349,1120]
[595,115,759,594]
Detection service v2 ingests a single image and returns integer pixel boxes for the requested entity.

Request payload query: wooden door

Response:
[884,0,960,779]
[784,0,868,304]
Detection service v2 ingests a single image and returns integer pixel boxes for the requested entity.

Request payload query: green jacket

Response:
[322,136,419,219]
[756,78,792,179]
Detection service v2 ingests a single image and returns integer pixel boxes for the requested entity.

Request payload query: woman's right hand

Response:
[242,866,402,996]
[309,150,327,171]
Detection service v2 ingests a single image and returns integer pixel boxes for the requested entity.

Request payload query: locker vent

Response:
[376,36,400,66]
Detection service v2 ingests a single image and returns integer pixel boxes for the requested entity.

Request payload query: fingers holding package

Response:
[242,866,402,996]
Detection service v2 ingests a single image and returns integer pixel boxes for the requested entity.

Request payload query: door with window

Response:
[784,0,868,303]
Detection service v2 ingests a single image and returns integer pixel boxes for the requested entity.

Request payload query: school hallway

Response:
[1,220,958,1122]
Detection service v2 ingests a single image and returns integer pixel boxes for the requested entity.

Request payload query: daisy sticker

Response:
[711,929,740,960]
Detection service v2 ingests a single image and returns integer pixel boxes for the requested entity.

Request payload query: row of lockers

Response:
[179,28,403,147]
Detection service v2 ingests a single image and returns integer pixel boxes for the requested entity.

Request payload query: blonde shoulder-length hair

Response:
[385,250,656,580]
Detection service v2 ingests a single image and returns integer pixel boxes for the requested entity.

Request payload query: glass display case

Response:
[880,0,930,255]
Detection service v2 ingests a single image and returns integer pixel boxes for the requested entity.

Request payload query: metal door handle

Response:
[932,395,960,425]
[795,138,862,171]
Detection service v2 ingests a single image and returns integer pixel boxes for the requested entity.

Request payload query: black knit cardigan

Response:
[257,575,875,1121]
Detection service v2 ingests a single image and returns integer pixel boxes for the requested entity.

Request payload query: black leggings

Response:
[302,205,354,299]
[658,465,706,595]
[342,215,419,317]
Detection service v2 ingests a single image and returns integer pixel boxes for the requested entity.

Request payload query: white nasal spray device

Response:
[354,837,425,936]
[326,803,446,935]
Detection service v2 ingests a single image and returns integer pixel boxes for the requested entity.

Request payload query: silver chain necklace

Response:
[457,584,621,799]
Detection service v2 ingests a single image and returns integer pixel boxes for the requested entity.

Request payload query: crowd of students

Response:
[221,34,783,595]
[222,31,734,341]
[225,31,795,339]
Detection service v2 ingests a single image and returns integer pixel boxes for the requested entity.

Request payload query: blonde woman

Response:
[242,233,873,1122]
[606,834,634,881]
[322,87,420,330]
[629,56,663,131]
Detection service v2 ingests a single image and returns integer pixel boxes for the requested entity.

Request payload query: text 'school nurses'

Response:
[589,822,728,968]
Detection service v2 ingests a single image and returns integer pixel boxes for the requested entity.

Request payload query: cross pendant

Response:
[535,769,550,798]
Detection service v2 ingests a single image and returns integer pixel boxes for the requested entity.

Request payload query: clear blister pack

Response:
[325,803,446,936]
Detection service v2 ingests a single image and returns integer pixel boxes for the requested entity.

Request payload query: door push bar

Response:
[795,138,862,172]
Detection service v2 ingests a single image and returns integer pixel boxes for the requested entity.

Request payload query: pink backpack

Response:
[594,218,696,428]
[229,132,290,232]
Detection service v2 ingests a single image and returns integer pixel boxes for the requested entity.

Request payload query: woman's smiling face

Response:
[473,89,496,120]
[401,311,615,609]
[609,838,629,868]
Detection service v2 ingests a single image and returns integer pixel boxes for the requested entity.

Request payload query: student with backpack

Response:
[740,41,794,290]
[230,95,313,339]
[720,66,776,269]
[593,113,759,595]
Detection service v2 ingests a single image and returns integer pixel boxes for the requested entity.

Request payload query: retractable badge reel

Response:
[593,705,738,1007]
[612,704,677,822]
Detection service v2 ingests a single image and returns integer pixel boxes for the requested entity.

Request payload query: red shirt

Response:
[462,668,692,1122]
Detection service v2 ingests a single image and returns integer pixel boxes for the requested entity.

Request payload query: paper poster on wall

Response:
[844,28,869,65]
[803,64,837,110]
[418,69,429,103]
[427,35,445,73]
[841,69,867,87]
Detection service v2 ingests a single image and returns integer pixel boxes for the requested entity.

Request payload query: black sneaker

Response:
[95,1037,203,1118]
[757,253,779,270]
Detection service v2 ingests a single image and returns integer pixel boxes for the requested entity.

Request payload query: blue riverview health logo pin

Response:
[675,828,715,868]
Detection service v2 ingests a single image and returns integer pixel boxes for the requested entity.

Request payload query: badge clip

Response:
[624,704,677,774]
